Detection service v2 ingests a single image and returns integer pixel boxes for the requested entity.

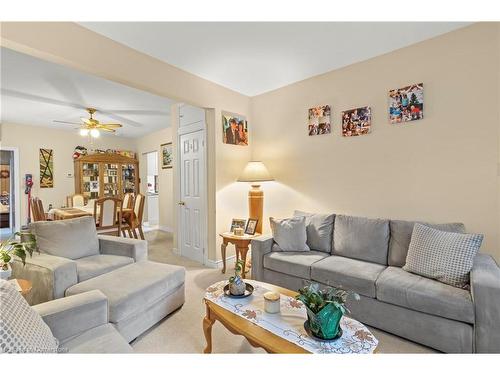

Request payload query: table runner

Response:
[205,280,378,354]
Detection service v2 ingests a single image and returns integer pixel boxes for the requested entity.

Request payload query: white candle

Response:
[264,292,280,314]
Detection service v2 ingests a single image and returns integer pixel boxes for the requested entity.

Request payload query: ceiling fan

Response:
[53,107,123,138]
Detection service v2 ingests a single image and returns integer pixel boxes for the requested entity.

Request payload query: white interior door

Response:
[179,129,205,263]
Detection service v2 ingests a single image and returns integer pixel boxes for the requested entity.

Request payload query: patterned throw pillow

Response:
[0,280,59,353]
[403,223,483,288]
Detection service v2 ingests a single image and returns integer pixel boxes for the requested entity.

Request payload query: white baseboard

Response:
[158,225,173,233]
[205,255,236,269]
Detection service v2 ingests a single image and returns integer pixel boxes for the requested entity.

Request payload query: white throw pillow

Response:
[0,280,59,353]
[403,223,483,288]
[270,216,310,252]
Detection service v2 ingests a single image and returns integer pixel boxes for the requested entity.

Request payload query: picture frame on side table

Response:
[245,218,258,235]
[230,218,247,233]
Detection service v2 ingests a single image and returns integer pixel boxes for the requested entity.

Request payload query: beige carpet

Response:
[131,230,435,353]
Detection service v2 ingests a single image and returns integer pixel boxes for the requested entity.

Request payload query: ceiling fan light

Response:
[90,129,100,138]
[79,128,89,136]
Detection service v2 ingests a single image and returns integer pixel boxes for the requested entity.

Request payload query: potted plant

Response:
[228,260,246,295]
[0,231,37,280]
[296,282,359,340]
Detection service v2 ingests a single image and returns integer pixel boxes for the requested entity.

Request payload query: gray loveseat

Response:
[12,216,185,342]
[251,213,500,353]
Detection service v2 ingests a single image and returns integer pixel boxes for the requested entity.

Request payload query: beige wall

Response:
[135,127,174,231]
[0,122,136,225]
[251,23,500,261]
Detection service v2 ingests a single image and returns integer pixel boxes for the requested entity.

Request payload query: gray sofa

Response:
[251,213,500,353]
[12,216,186,342]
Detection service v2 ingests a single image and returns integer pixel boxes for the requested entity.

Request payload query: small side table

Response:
[219,232,260,277]
[9,278,32,296]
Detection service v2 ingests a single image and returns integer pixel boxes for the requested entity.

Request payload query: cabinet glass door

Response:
[103,163,119,197]
[122,164,136,194]
[82,163,100,199]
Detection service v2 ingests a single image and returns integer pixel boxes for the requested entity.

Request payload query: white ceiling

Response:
[1,47,173,138]
[81,22,470,96]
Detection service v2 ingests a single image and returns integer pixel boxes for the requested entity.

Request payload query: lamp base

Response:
[248,184,263,234]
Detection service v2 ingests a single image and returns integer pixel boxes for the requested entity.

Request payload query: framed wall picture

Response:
[161,142,173,169]
[308,105,331,136]
[230,218,247,232]
[341,106,372,137]
[389,83,424,124]
[39,148,54,188]
[222,111,248,146]
[245,218,258,235]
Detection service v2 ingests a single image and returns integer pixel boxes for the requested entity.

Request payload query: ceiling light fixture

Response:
[90,129,100,138]
[79,128,89,137]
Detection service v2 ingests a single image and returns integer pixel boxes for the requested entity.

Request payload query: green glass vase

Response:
[305,303,343,340]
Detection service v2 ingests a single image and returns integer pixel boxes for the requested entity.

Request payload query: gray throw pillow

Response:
[403,223,483,288]
[270,216,309,252]
[293,210,335,253]
[0,280,59,353]
[30,216,100,260]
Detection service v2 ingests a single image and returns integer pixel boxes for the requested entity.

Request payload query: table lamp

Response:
[237,161,274,234]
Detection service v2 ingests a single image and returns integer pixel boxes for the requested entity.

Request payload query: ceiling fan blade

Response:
[81,117,93,125]
[98,123,122,128]
[99,127,116,132]
[53,120,82,125]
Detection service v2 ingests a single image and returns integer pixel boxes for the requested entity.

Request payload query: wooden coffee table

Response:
[203,280,378,354]
[203,280,306,353]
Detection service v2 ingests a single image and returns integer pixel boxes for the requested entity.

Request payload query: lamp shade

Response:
[237,161,274,182]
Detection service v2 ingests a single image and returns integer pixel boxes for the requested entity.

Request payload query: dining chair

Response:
[30,197,48,222]
[121,193,145,240]
[93,197,122,236]
[122,193,134,210]
[68,194,85,208]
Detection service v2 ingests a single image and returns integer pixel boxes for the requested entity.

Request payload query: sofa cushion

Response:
[311,256,386,298]
[376,266,474,323]
[270,216,309,252]
[389,220,466,267]
[61,323,132,353]
[333,215,389,265]
[75,254,134,282]
[30,216,99,260]
[294,210,335,253]
[403,224,483,288]
[263,251,329,279]
[0,279,59,353]
[65,261,185,324]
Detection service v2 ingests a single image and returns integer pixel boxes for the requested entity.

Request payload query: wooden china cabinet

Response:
[74,153,139,199]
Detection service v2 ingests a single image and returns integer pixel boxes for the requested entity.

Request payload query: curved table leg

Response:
[203,304,216,353]
[221,242,228,274]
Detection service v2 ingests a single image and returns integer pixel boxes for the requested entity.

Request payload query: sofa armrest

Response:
[251,234,274,281]
[11,253,78,305]
[33,290,108,344]
[98,235,147,261]
[470,253,500,353]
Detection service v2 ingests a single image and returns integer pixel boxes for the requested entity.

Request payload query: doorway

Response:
[143,150,159,228]
[177,104,207,264]
[0,148,20,240]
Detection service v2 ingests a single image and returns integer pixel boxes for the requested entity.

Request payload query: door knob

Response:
[178,201,186,206]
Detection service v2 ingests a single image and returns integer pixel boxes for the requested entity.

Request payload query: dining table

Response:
[48,205,135,222]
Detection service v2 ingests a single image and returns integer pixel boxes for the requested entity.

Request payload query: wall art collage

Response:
[308,82,424,137]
